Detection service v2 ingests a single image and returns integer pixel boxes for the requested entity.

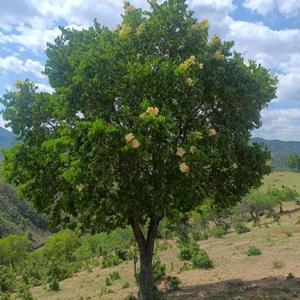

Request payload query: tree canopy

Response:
[286,153,300,172]
[1,1,277,298]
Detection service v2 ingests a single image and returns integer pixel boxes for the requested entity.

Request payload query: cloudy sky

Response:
[0,0,299,141]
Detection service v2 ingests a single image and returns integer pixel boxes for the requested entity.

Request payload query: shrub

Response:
[124,295,138,300]
[191,249,213,269]
[179,262,193,272]
[102,253,122,268]
[165,276,182,292]
[122,282,130,289]
[178,247,193,261]
[152,258,166,282]
[177,243,199,261]
[49,279,60,291]
[109,271,121,281]
[16,284,35,300]
[287,272,295,280]
[0,266,15,293]
[273,261,285,269]
[0,234,30,266]
[42,230,80,261]
[209,226,227,238]
[105,277,112,286]
[247,245,262,256]
[235,222,250,234]
[46,259,73,282]
[99,287,112,296]
[115,248,129,261]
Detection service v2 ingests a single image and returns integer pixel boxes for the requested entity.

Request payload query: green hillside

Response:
[0,181,48,240]
[0,127,48,241]
[252,137,300,170]
[0,126,16,150]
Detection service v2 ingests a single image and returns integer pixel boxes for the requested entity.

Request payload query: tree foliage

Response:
[0,1,277,298]
[286,153,300,172]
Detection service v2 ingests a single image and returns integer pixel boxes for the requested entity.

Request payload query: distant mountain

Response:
[252,137,300,170]
[0,126,48,241]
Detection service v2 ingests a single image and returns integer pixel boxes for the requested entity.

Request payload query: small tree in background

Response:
[286,153,300,172]
[0,1,276,299]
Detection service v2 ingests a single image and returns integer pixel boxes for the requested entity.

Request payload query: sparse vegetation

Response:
[247,245,262,256]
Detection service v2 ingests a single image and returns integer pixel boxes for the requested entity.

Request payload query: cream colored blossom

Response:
[131,139,140,149]
[198,63,204,70]
[136,23,145,37]
[124,3,135,15]
[199,19,209,30]
[232,163,238,169]
[119,24,132,38]
[146,106,159,116]
[192,19,209,31]
[209,128,217,136]
[210,36,221,46]
[176,147,186,158]
[125,133,135,143]
[190,146,197,154]
[76,184,84,192]
[186,77,194,87]
[214,50,224,61]
[179,162,190,173]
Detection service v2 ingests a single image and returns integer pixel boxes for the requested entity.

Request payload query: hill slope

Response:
[252,137,300,170]
[0,126,16,150]
[0,127,48,240]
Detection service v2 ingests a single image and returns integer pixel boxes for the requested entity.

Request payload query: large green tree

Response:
[1,1,276,298]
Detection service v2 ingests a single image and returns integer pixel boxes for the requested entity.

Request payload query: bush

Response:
[235,222,250,234]
[247,245,262,256]
[0,266,15,293]
[191,249,213,269]
[105,277,112,286]
[152,258,166,282]
[177,243,199,261]
[46,258,73,282]
[273,261,285,269]
[49,279,60,291]
[102,253,122,268]
[122,282,130,289]
[165,276,182,292]
[0,234,30,266]
[209,226,227,238]
[16,284,35,300]
[179,262,193,272]
[109,271,121,281]
[115,248,129,261]
[42,230,80,261]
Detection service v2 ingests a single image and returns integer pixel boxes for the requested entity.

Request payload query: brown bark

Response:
[129,216,161,300]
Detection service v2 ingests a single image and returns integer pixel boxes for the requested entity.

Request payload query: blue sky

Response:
[0,0,300,140]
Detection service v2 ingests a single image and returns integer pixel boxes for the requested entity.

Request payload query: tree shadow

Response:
[167,276,300,300]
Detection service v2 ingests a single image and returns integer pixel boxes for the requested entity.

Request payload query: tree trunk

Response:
[130,216,160,300]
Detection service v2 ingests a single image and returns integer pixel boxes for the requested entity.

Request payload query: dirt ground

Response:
[31,203,300,300]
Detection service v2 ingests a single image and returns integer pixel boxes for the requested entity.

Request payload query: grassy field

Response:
[260,171,300,193]
[29,172,300,300]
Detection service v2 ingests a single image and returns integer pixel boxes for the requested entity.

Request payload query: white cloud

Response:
[0,55,45,78]
[36,83,54,93]
[254,108,300,141]
[243,0,300,17]
[243,0,275,16]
